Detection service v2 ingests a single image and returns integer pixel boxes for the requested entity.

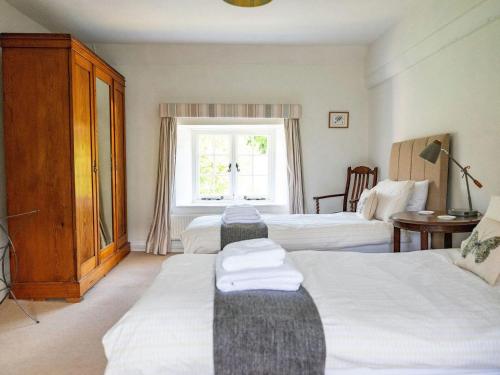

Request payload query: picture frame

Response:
[329,111,349,128]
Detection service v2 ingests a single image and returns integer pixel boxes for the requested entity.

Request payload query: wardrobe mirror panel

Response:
[96,77,114,249]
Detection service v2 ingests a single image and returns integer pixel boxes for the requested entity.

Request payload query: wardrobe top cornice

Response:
[0,33,125,84]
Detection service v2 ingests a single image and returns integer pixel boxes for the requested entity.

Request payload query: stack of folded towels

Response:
[222,204,262,224]
[215,238,304,292]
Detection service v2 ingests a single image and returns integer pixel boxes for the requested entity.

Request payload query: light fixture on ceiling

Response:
[224,0,273,7]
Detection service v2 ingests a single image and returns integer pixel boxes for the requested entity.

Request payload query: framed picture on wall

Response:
[329,111,349,128]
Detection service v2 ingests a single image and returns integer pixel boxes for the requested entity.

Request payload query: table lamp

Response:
[419,140,482,217]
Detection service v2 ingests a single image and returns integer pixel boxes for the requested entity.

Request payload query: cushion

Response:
[455,216,500,285]
[406,180,429,211]
[484,195,500,221]
[372,179,415,222]
[356,188,378,220]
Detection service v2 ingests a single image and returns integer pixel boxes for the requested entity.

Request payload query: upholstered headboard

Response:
[389,134,450,212]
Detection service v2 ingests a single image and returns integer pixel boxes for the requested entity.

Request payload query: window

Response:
[175,119,288,208]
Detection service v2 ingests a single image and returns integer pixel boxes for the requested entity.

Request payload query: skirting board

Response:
[130,240,184,253]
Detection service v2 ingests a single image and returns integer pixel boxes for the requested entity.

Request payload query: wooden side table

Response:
[391,211,481,252]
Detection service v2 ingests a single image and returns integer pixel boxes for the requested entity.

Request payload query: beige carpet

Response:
[0,252,166,375]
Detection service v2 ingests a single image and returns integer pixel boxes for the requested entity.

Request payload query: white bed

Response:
[103,249,500,374]
[181,212,420,253]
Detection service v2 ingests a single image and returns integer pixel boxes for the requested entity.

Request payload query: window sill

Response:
[173,201,289,215]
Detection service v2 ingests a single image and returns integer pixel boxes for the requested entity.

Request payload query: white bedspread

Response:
[103,250,500,374]
[181,213,395,253]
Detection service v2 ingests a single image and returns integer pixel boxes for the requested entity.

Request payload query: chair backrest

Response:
[343,166,378,212]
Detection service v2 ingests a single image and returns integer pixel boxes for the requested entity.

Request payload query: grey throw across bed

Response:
[220,221,268,250]
[213,287,326,375]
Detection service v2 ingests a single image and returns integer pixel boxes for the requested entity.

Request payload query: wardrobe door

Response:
[72,53,97,277]
[95,69,116,261]
[113,81,127,248]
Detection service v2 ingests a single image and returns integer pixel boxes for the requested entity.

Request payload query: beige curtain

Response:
[145,117,177,255]
[284,119,305,214]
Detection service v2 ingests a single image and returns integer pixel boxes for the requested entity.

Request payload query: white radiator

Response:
[170,215,198,240]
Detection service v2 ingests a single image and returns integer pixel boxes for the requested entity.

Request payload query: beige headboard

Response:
[389,134,450,212]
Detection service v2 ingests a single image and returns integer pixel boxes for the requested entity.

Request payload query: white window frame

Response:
[192,127,276,203]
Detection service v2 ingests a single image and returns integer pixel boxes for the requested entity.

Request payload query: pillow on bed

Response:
[406,180,429,211]
[372,179,415,222]
[455,196,500,285]
[356,188,378,220]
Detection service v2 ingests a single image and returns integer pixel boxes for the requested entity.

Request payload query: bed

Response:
[103,249,500,374]
[181,134,450,253]
[182,212,421,253]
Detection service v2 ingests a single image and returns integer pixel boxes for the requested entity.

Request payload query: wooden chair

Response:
[313,166,378,214]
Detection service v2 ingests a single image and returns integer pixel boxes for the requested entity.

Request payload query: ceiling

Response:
[7,0,418,44]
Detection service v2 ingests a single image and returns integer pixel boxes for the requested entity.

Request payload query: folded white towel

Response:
[221,238,286,271]
[216,254,304,292]
[222,205,262,224]
[221,214,262,224]
[224,204,259,215]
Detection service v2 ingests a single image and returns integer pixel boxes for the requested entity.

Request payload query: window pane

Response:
[199,174,213,195]
[237,135,254,154]
[199,155,214,175]
[246,135,268,155]
[253,155,268,175]
[199,134,214,154]
[197,134,231,198]
[237,175,252,197]
[253,176,268,196]
[213,136,230,155]
[214,175,230,196]
[237,155,252,175]
[214,156,230,174]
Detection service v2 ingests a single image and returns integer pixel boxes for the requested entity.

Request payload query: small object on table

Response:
[418,210,434,215]
[437,215,456,220]
[391,211,481,252]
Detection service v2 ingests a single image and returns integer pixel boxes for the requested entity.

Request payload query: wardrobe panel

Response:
[72,53,97,274]
[114,82,127,245]
[95,70,116,260]
[3,47,74,282]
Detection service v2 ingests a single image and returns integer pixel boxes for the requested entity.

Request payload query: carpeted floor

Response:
[0,252,166,375]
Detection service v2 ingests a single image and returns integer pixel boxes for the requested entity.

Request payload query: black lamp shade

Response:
[419,140,442,164]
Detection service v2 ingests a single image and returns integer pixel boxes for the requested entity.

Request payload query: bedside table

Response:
[391,211,481,252]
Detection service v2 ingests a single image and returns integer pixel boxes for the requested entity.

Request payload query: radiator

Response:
[170,215,198,240]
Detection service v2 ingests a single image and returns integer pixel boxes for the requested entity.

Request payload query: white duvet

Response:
[181,213,395,253]
[103,250,500,374]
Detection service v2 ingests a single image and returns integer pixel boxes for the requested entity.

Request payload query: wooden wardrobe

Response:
[0,33,129,302]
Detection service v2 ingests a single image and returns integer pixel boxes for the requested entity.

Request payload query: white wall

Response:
[0,0,51,300]
[94,43,371,247]
[367,0,500,222]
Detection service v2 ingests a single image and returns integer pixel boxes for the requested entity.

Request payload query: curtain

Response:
[145,117,177,255]
[284,119,305,214]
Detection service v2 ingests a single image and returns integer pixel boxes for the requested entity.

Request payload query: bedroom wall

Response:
[93,43,371,249]
[0,0,51,300]
[367,0,500,222]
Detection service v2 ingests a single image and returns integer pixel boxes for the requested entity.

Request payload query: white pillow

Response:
[485,196,500,221]
[372,179,415,222]
[406,180,429,211]
[356,188,378,220]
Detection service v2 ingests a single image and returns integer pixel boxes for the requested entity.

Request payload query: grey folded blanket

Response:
[213,287,326,375]
[220,221,268,250]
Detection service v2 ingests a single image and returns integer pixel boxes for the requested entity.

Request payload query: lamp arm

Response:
[440,149,483,188]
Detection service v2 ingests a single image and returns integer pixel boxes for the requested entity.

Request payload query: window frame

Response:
[191,126,276,203]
